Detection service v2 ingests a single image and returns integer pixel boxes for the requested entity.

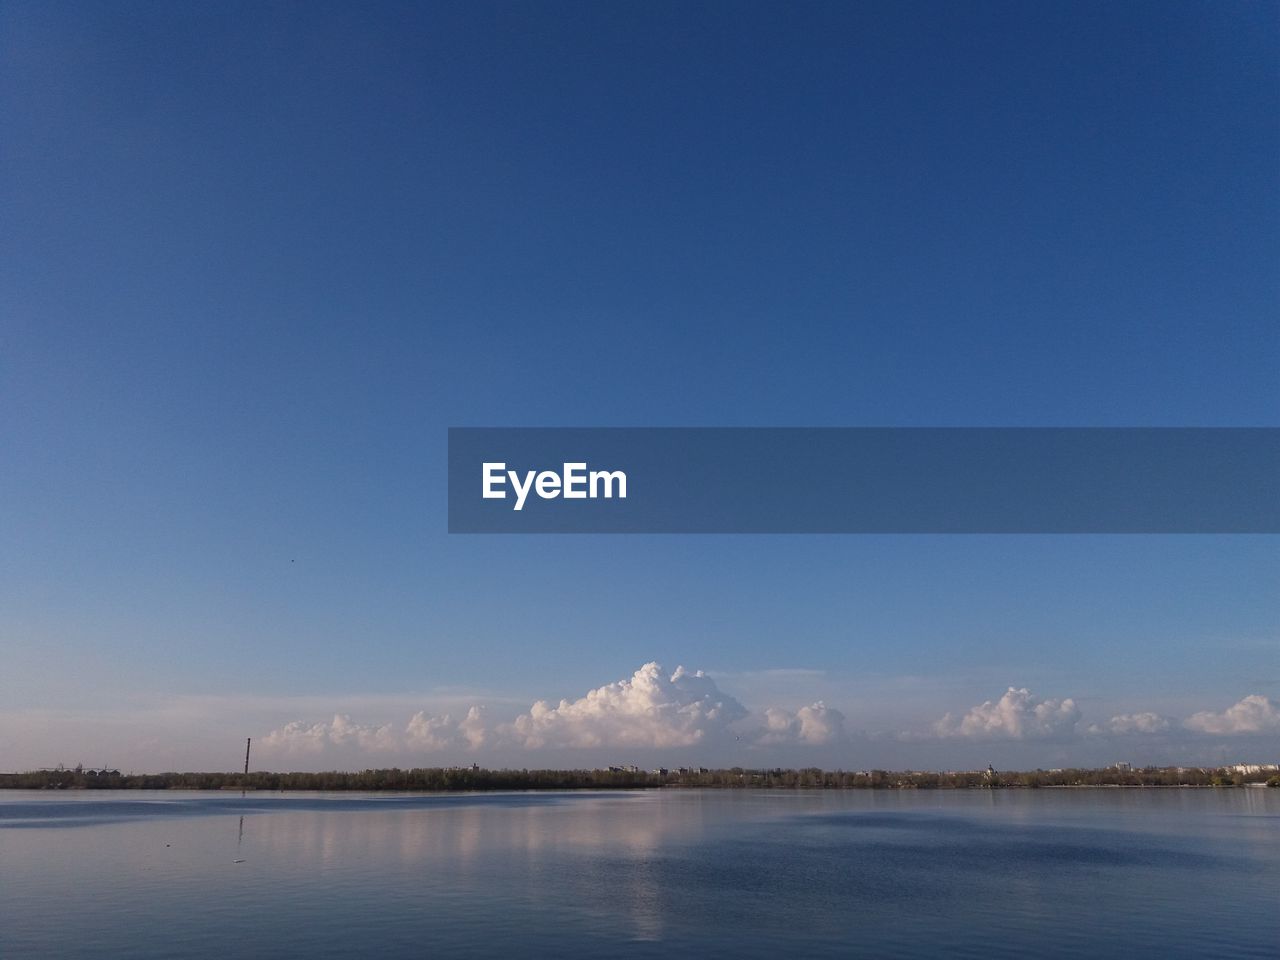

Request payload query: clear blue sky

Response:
[2,1,1276,771]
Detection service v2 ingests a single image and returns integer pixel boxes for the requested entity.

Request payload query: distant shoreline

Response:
[3,766,1276,792]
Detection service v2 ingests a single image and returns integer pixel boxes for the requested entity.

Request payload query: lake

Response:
[1,788,1277,958]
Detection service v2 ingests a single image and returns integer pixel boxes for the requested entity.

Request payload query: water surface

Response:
[2,788,1276,958]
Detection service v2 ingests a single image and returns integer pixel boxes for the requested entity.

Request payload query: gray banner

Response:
[448,428,1280,533]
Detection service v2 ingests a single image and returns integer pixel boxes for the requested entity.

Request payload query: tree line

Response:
[1,765,1276,791]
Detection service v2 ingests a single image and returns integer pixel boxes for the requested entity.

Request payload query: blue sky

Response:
[2,1,1277,772]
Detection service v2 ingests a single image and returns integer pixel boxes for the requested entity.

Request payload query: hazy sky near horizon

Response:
[2,1,1277,772]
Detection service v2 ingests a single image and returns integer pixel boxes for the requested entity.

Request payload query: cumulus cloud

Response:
[263,714,397,753]
[265,706,489,756]
[330,714,397,750]
[511,662,747,749]
[261,719,330,753]
[404,711,458,750]
[758,702,846,745]
[457,705,488,749]
[259,664,758,757]
[934,687,1081,740]
[1184,695,1280,735]
[1087,712,1174,736]
[255,662,864,758]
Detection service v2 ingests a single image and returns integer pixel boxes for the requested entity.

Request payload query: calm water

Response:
[1,788,1277,958]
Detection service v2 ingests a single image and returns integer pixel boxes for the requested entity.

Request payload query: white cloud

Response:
[263,714,397,753]
[260,663,848,757]
[330,714,397,751]
[1184,695,1280,735]
[1087,712,1173,735]
[934,687,1080,740]
[261,719,331,753]
[758,702,846,745]
[457,705,488,749]
[264,709,486,756]
[511,662,747,749]
[404,711,459,750]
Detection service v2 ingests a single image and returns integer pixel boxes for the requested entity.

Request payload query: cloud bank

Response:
[405,706,488,750]
[263,714,398,753]
[934,687,1081,741]
[260,662,752,757]
[16,663,1275,774]
[511,662,747,749]
[1184,695,1280,735]
[256,664,1279,767]
[1087,712,1173,736]
[758,702,846,745]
